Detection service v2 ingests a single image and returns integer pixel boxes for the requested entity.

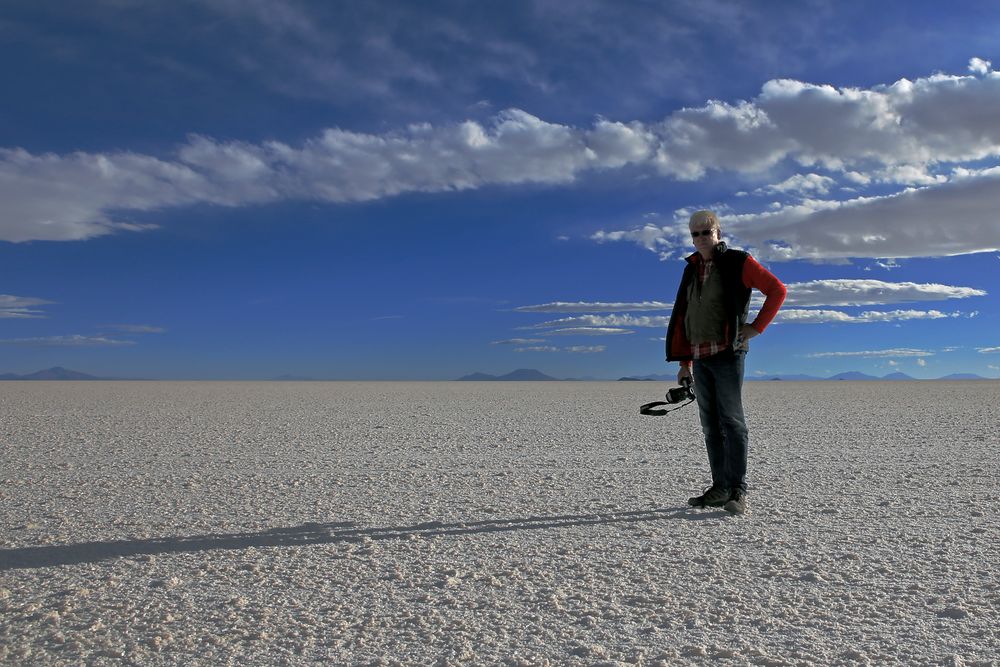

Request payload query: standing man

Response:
[665,210,786,515]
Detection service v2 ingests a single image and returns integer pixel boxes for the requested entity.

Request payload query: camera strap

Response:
[639,398,695,416]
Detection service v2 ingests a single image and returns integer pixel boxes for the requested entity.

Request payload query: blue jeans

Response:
[692,348,748,493]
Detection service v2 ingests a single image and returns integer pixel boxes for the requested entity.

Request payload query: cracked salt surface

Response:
[1,380,997,665]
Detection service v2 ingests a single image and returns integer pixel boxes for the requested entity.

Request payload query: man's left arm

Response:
[738,255,787,344]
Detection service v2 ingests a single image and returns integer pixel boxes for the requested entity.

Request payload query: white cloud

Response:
[1,113,651,242]
[600,170,1000,261]
[870,164,947,186]
[756,173,835,196]
[843,171,871,185]
[0,294,51,308]
[0,310,44,319]
[526,314,669,329]
[7,59,1000,251]
[511,282,982,349]
[0,294,54,319]
[875,259,902,270]
[492,338,547,345]
[917,358,927,367]
[512,283,981,344]
[547,327,634,336]
[726,172,1000,260]
[777,309,965,324]
[0,335,135,347]
[757,279,987,308]
[103,324,166,333]
[806,348,935,358]
[0,148,199,242]
[514,300,671,313]
[969,57,992,75]
[590,225,677,253]
[649,64,1000,180]
[978,346,1000,353]
[513,344,606,353]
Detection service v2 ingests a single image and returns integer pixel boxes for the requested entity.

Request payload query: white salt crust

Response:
[0,380,997,666]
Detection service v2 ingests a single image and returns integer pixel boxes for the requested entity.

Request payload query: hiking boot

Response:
[687,485,730,508]
[724,489,748,515]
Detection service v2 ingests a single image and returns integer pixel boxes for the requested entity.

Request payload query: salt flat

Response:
[1,380,997,666]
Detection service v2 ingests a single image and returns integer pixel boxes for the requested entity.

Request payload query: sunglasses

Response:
[690,229,716,238]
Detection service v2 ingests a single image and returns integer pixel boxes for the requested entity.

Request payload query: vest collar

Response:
[686,241,729,264]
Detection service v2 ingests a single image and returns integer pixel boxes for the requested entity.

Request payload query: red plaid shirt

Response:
[688,258,727,360]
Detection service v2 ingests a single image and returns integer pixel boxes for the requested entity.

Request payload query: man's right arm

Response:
[678,362,692,384]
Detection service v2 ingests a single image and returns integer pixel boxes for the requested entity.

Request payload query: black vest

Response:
[665,243,752,361]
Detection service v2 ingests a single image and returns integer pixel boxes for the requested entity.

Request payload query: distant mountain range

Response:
[748,371,991,381]
[0,366,105,380]
[1,366,993,382]
[456,368,559,381]
[458,368,995,382]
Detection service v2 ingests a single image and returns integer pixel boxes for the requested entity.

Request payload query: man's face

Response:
[690,223,718,254]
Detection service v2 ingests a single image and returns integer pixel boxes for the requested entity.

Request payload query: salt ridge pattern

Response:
[1,381,997,665]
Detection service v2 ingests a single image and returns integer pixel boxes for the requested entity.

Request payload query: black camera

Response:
[665,377,695,404]
[639,377,695,416]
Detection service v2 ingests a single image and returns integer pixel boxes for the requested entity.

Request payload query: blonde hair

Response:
[689,210,721,233]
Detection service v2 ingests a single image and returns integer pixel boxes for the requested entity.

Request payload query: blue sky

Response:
[1,0,999,380]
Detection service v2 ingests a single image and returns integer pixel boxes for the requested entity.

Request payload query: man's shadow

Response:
[0,506,730,571]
